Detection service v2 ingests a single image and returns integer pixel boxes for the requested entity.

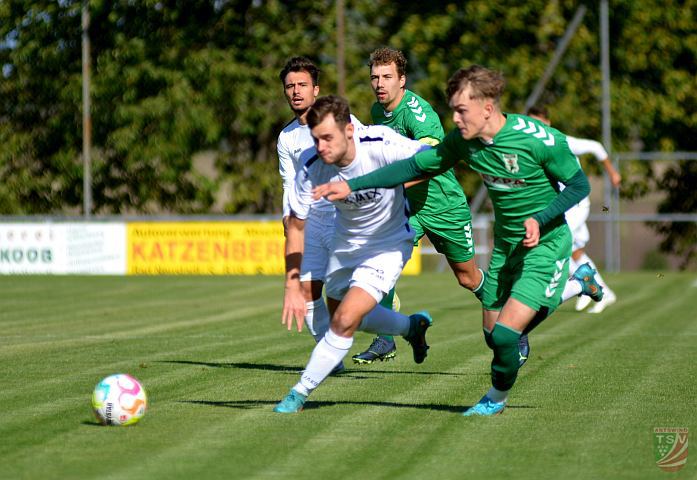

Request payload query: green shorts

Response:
[410,202,475,264]
[482,223,572,313]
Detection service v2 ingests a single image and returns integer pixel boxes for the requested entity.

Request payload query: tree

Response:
[1,1,695,266]
[380,0,697,267]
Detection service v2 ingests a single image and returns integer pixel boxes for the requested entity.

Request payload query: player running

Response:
[274,95,433,414]
[313,65,604,416]
[528,105,620,314]
[353,47,487,365]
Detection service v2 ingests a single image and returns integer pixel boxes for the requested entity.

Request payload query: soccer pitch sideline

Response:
[1,273,694,480]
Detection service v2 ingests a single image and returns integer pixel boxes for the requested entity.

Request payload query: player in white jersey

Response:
[529,106,620,313]
[277,57,339,358]
[274,95,433,413]
[278,58,369,360]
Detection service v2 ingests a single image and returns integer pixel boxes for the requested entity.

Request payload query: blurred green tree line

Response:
[1,0,695,263]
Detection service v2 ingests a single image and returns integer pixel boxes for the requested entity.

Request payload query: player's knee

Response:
[300,282,314,302]
[491,326,519,352]
[330,309,360,337]
[302,280,324,301]
[455,271,479,291]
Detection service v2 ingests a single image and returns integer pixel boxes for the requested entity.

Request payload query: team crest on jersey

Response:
[502,154,519,173]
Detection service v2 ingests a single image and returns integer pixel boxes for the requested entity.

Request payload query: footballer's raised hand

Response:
[282,282,306,332]
[312,180,351,201]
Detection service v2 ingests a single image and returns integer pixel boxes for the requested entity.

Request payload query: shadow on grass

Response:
[81,420,104,427]
[180,399,537,413]
[157,360,485,378]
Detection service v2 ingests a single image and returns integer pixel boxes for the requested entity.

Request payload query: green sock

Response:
[376,288,396,342]
[490,323,521,391]
[380,288,395,309]
[483,328,494,350]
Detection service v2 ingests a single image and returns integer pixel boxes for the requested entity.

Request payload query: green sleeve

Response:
[347,157,423,190]
[407,109,444,143]
[345,130,462,191]
[413,131,462,173]
[532,169,590,226]
[401,92,445,143]
[541,130,582,183]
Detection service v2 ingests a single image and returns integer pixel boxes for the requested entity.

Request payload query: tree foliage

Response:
[0,0,695,263]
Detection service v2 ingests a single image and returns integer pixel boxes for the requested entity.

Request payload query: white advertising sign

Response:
[0,223,126,274]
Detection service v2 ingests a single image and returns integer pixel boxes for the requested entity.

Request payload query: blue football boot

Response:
[404,311,433,364]
[273,389,307,414]
[572,263,604,302]
[462,395,506,417]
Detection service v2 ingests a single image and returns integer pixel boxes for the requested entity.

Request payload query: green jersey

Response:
[415,114,581,243]
[371,89,466,216]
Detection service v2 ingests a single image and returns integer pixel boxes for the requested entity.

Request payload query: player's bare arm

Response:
[601,158,622,188]
[282,214,308,332]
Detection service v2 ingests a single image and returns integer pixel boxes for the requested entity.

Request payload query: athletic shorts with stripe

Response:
[482,223,572,314]
[409,201,475,264]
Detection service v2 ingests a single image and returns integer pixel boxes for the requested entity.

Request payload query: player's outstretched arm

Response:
[312,180,351,201]
[282,214,307,332]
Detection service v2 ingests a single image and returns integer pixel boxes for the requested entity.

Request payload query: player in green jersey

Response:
[352,47,487,365]
[313,65,603,416]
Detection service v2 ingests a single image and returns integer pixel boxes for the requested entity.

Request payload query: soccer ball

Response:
[92,374,147,426]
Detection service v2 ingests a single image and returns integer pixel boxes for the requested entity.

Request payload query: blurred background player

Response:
[352,47,486,365]
[314,65,604,416]
[275,96,433,413]
[528,105,620,314]
[277,57,344,371]
[278,57,397,370]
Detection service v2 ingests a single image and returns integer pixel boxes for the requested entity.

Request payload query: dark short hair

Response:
[368,47,407,78]
[446,65,506,104]
[307,95,351,129]
[527,105,550,120]
[279,56,320,86]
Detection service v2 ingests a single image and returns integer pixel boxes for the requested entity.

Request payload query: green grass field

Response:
[1,272,695,479]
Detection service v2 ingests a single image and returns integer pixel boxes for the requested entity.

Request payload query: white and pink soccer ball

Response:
[92,374,147,426]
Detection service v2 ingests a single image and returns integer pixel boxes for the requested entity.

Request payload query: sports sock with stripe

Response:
[295,330,352,397]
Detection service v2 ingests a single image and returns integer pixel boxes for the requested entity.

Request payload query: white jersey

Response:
[559,135,610,209]
[289,124,430,252]
[277,114,363,217]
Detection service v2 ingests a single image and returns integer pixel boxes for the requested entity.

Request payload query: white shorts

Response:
[324,239,413,303]
[565,202,590,251]
[300,209,336,283]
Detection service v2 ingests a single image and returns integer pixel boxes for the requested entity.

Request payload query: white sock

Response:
[578,253,609,289]
[358,305,410,336]
[560,278,583,303]
[486,386,509,404]
[568,257,579,276]
[305,299,330,343]
[294,330,352,397]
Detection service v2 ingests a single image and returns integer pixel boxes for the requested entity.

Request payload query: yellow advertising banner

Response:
[127,222,420,275]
